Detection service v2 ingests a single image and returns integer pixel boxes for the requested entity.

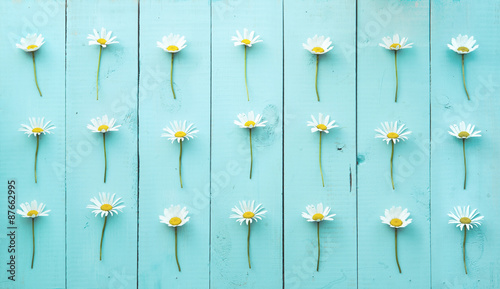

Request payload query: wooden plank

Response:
[430,1,500,287]
[210,0,283,287]
[65,1,138,288]
[137,0,211,288]
[357,0,431,287]
[283,1,357,288]
[0,1,66,288]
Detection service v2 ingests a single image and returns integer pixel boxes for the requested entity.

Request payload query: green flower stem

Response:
[316,222,320,272]
[96,46,102,100]
[463,228,468,274]
[103,134,107,183]
[315,54,320,102]
[462,139,467,189]
[32,52,42,97]
[179,141,183,188]
[100,215,107,261]
[394,51,398,102]
[249,129,253,179]
[390,142,395,190]
[462,55,470,101]
[244,46,249,101]
[31,218,35,269]
[395,228,401,273]
[175,227,181,272]
[34,135,39,183]
[319,132,324,187]
[247,223,251,269]
[171,53,176,99]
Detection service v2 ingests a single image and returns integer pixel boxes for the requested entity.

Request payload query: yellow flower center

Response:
[32,127,44,133]
[100,204,112,211]
[175,131,186,138]
[390,43,401,49]
[244,121,256,127]
[241,39,251,45]
[167,45,179,52]
[458,131,470,138]
[27,210,39,217]
[390,218,403,227]
[460,217,471,224]
[312,213,324,221]
[27,44,38,50]
[312,47,324,53]
[387,132,399,139]
[316,124,327,130]
[97,38,107,45]
[98,125,109,132]
[243,211,255,219]
[169,217,182,226]
[457,46,469,53]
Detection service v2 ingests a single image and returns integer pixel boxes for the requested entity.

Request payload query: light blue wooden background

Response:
[0,0,499,289]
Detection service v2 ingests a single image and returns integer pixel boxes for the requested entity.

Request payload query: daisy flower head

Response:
[161,121,199,143]
[381,206,412,228]
[379,34,413,50]
[159,205,190,228]
[448,121,481,139]
[375,121,411,144]
[87,193,125,217]
[230,201,267,225]
[232,28,262,47]
[303,35,333,55]
[19,117,55,137]
[157,33,187,53]
[87,28,118,48]
[87,115,121,133]
[234,111,267,129]
[448,35,478,54]
[307,113,338,133]
[302,203,335,222]
[16,34,45,52]
[17,200,50,218]
[448,206,484,231]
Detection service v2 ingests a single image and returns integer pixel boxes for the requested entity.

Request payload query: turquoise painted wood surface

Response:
[0,0,499,289]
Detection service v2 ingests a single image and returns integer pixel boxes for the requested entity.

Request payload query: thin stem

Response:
[34,135,39,183]
[462,55,470,101]
[103,134,107,183]
[463,139,467,190]
[31,218,35,269]
[247,223,251,269]
[32,52,42,96]
[97,46,102,100]
[175,227,181,272]
[319,132,324,187]
[316,222,320,272]
[244,46,249,101]
[99,215,107,261]
[395,228,401,273]
[315,54,320,101]
[249,129,253,179]
[179,141,183,188]
[394,51,398,102]
[390,142,395,190]
[463,228,468,274]
[171,53,176,99]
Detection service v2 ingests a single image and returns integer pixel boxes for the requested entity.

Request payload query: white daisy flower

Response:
[302,35,333,55]
[448,35,478,54]
[159,205,190,228]
[87,192,125,218]
[234,111,267,129]
[17,200,50,218]
[379,34,413,50]
[230,201,267,225]
[302,203,335,222]
[448,206,484,231]
[161,121,199,143]
[375,121,411,144]
[87,28,118,48]
[19,117,55,137]
[87,115,121,133]
[307,113,338,133]
[381,206,412,228]
[16,33,45,52]
[232,29,262,47]
[448,121,481,139]
[157,33,187,53]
